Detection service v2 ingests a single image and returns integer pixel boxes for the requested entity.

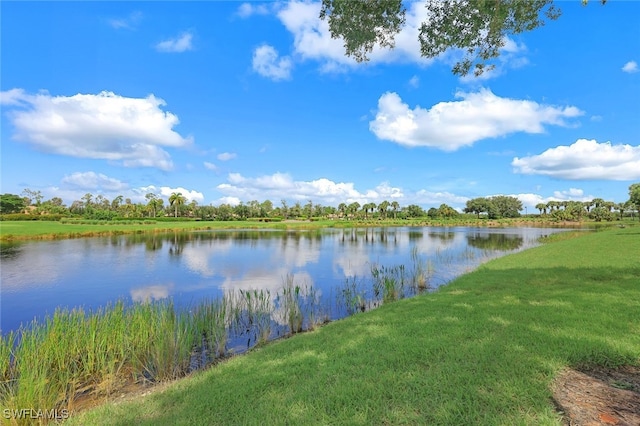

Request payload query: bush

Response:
[83,210,119,220]
[150,217,196,222]
[247,217,283,223]
[0,214,65,221]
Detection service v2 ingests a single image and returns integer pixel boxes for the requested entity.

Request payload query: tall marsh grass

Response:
[275,275,326,333]
[371,264,407,303]
[192,296,230,362]
[229,289,272,347]
[0,245,447,423]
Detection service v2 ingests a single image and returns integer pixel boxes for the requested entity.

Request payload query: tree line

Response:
[1,184,639,222]
[464,187,640,222]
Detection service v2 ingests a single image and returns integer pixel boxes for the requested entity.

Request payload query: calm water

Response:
[1,227,563,334]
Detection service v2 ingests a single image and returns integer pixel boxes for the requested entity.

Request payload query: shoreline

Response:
[0,217,603,242]
[62,226,639,425]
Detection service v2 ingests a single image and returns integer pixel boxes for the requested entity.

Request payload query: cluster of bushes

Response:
[58,218,158,225]
[247,217,284,222]
[0,213,65,221]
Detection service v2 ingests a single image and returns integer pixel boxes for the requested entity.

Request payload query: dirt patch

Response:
[552,365,640,425]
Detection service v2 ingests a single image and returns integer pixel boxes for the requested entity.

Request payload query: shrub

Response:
[0,214,65,221]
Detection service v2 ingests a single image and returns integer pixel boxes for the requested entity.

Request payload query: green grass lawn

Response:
[0,220,287,240]
[66,227,640,425]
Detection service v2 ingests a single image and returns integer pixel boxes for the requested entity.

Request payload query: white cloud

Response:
[155,32,194,53]
[39,180,206,207]
[457,37,529,83]
[43,176,144,206]
[0,89,190,171]
[414,190,468,206]
[276,1,354,70]
[204,161,218,171]
[273,2,528,77]
[512,139,640,180]
[276,1,433,73]
[216,196,242,206]
[553,188,585,199]
[62,172,128,191]
[216,172,469,209]
[237,2,270,18]
[0,88,27,105]
[513,189,595,211]
[408,75,420,88]
[158,186,204,203]
[215,172,612,213]
[217,152,237,161]
[369,89,583,151]
[622,60,638,73]
[218,172,365,203]
[514,193,548,209]
[108,11,143,30]
[373,182,404,199]
[252,44,293,81]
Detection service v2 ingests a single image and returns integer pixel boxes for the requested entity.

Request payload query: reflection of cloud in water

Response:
[220,268,313,294]
[0,241,84,291]
[220,269,317,327]
[412,232,467,256]
[130,284,173,303]
[181,240,233,277]
[333,251,372,279]
[277,238,321,268]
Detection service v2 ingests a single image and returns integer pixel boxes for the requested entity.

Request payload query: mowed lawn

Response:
[65,227,639,425]
[0,220,278,240]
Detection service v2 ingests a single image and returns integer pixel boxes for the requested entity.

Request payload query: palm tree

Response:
[378,200,390,220]
[391,201,400,219]
[535,203,547,215]
[151,198,164,217]
[368,202,377,218]
[614,202,626,220]
[280,200,289,219]
[361,203,369,219]
[145,193,160,217]
[546,200,559,212]
[592,198,605,209]
[361,202,376,219]
[169,192,186,218]
[338,203,347,219]
[188,200,198,217]
[347,202,360,219]
[112,195,124,211]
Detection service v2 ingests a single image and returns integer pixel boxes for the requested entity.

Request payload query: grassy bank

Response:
[1,260,432,422]
[0,216,611,241]
[0,220,281,241]
[62,227,639,425]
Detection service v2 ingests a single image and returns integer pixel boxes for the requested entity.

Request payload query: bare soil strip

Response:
[553,366,640,425]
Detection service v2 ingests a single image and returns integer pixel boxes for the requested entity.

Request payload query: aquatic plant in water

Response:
[0,255,448,423]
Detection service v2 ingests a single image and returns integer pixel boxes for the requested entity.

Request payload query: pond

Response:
[1,226,564,341]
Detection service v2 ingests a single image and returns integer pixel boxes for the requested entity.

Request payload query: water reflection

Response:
[466,232,524,251]
[130,283,173,303]
[0,242,22,260]
[0,227,563,334]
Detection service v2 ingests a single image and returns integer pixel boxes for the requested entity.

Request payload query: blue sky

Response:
[1,1,639,212]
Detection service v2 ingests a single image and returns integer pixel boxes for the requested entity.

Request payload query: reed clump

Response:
[229,289,272,347]
[0,300,221,419]
[0,248,444,423]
